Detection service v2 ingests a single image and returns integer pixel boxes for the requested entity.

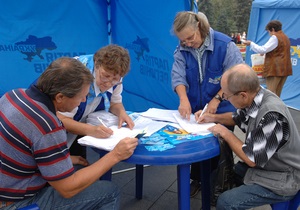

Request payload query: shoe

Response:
[190,180,201,197]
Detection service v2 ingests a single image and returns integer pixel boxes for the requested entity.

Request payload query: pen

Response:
[197,103,208,122]
[97,117,108,128]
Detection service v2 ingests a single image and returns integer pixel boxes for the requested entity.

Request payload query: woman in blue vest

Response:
[58,45,135,158]
[171,11,243,198]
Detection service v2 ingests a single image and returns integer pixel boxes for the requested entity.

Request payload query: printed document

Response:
[173,113,215,135]
[78,126,142,151]
[78,116,168,151]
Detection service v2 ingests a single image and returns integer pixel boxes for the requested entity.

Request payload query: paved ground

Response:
[87,107,300,210]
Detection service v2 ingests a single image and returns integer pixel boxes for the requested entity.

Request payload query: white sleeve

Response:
[250,35,278,54]
[110,84,122,104]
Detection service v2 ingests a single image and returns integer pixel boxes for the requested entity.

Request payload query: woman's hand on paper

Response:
[118,112,135,129]
[178,98,192,120]
[112,137,138,161]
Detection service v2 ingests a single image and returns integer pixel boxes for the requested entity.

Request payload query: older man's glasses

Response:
[222,91,244,101]
[181,31,197,45]
[99,67,122,86]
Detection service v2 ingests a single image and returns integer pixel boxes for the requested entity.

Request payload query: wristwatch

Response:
[214,94,223,102]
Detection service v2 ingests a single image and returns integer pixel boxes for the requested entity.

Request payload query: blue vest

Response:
[181,31,236,114]
[73,54,113,121]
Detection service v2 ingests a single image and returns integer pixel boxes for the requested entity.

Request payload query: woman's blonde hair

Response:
[172,11,210,41]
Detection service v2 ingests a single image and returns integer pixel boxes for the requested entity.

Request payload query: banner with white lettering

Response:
[111,0,197,111]
[0,0,108,96]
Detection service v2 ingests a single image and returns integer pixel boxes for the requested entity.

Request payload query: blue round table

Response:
[96,135,219,210]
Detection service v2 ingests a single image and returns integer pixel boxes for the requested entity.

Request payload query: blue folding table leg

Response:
[177,164,190,210]
[200,159,211,210]
[97,150,112,181]
[135,164,144,199]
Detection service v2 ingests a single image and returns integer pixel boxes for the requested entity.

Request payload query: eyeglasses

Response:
[222,91,245,101]
[181,31,197,45]
[98,67,122,86]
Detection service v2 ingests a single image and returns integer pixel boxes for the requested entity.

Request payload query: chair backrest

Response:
[271,191,300,210]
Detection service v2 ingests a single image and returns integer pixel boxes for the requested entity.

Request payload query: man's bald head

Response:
[222,63,260,94]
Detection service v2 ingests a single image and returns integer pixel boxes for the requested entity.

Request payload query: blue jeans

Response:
[4,180,120,210]
[216,184,294,210]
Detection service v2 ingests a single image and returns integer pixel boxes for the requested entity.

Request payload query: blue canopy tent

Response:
[245,0,300,110]
[0,0,197,112]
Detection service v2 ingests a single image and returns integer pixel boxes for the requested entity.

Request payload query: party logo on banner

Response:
[15,35,57,62]
[0,35,57,62]
[126,36,150,61]
[0,34,87,73]
[290,38,300,67]
[125,35,170,84]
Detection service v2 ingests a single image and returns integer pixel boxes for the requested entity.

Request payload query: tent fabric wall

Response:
[246,0,300,110]
[0,0,196,113]
[110,0,196,112]
[0,0,108,97]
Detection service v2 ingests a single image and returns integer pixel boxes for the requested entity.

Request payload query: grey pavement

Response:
[87,107,300,210]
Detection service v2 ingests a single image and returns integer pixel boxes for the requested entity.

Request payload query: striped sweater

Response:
[0,85,74,202]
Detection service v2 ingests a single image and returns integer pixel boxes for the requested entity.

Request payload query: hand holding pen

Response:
[196,103,208,123]
[96,117,113,137]
[97,117,108,128]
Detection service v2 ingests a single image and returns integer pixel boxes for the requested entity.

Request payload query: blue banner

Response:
[110,0,197,112]
[0,0,108,96]
[0,0,197,113]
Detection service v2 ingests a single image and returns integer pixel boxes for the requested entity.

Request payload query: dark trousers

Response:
[69,135,87,159]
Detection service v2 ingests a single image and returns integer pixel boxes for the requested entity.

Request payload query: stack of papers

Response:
[78,126,142,151]
[132,116,169,136]
[78,108,215,152]
[78,115,169,151]
[140,108,178,123]
[173,113,215,135]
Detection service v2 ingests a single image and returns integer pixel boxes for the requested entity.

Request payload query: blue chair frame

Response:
[17,204,40,210]
[271,191,300,210]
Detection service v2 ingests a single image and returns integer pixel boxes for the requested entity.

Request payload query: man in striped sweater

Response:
[0,57,138,209]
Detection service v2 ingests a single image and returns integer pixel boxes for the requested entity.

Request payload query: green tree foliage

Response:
[197,0,252,36]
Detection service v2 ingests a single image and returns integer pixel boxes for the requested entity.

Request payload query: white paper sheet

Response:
[78,126,142,151]
[173,113,215,135]
[140,108,178,123]
[132,116,169,136]
[78,116,169,151]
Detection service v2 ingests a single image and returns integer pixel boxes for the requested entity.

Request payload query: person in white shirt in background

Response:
[243,20,292,97]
